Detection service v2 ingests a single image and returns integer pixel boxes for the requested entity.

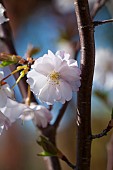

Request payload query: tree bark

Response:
[74,0,95,170]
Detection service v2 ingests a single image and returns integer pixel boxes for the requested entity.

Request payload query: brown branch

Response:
[39,101,69,170]
[74,0,108,60]
[61,155,76,169]
[74,0,95,170]
[40,125,62,170]
[93,19,113,26]
[91,119,113,139]
[91,0,109,18]
[54,101,69,129]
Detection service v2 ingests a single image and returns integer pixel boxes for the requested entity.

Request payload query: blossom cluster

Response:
[0,3,81,135]
[0,50,81,134]
[0,71,52,134]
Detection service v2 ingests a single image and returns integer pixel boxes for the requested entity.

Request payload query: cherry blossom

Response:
[0,98,29,134]
[0,3,9,24]
[20,104,52,128]
[32,105,52,128]
[0,111,11,135]
[27,50,81,105]
[0,71,14,108]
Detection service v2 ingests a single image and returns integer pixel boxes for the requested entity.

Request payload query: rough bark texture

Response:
[74,1,95,170]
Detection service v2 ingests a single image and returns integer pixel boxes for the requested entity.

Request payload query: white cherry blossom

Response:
[0,97,52,134]
[20,104,52,128]
[0,3,9,24]
[0,71,14,108]
[32,105,52,128]
[0,98,29,134]
[0,111,11,135]
[27,50,81,105]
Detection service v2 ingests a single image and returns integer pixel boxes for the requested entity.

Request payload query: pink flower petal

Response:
[39,82,60,105]
[57,80,72,103]
[0,90,7,108]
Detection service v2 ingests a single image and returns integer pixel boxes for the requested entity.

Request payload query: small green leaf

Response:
[37,135,58,155]
[0,61,14,67]
[37,135,64,159]
[37,135,76,169]
[38,151,56,157]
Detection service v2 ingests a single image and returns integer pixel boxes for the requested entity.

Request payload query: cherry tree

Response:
[0,0,113,170]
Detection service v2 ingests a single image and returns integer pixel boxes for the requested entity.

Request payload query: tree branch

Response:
[93,19,113,26]
[40,125,62,170]
[91,0,109,18]
[91,119,113,139]
[54,101,69,129]
[74,0,108,60]
[74,0,95,169]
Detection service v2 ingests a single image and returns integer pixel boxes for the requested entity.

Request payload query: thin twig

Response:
[91,0,109,18]
[91,119,113,139]
[93,19,113,26]
[54,101,69,129]
[62,155,76,169]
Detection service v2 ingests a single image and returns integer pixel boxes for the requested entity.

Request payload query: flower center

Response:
[49,71,60,84]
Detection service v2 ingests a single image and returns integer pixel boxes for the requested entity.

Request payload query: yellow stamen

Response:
[49,71,60,84]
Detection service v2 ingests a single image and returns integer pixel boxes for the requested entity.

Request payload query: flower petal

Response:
[0,71,4,80]
[70,80,81,91]
[2,84,14,99]
[0,111,11,135]
[33,105,52,128]
[60,66,81,82]
[2,98,28,123]
[38,82,60,105]
[0,89,7,107]
[56,50,70,60]
[57,80,72,103]
[27,70,47,95]
[34,63,54,76]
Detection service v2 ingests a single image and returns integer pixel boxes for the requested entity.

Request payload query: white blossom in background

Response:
[0,98,52,134]
[0,98,29,134]
[57,40,75,59]
[53,0,74,14]
[0,111,11,135]
[20,104,52,128]
[32,105,52,128]
[27,50,81,105]
[93,48,113,90]
[53,0,96,14]
[0,71,14,108]
[0,3,9,24]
